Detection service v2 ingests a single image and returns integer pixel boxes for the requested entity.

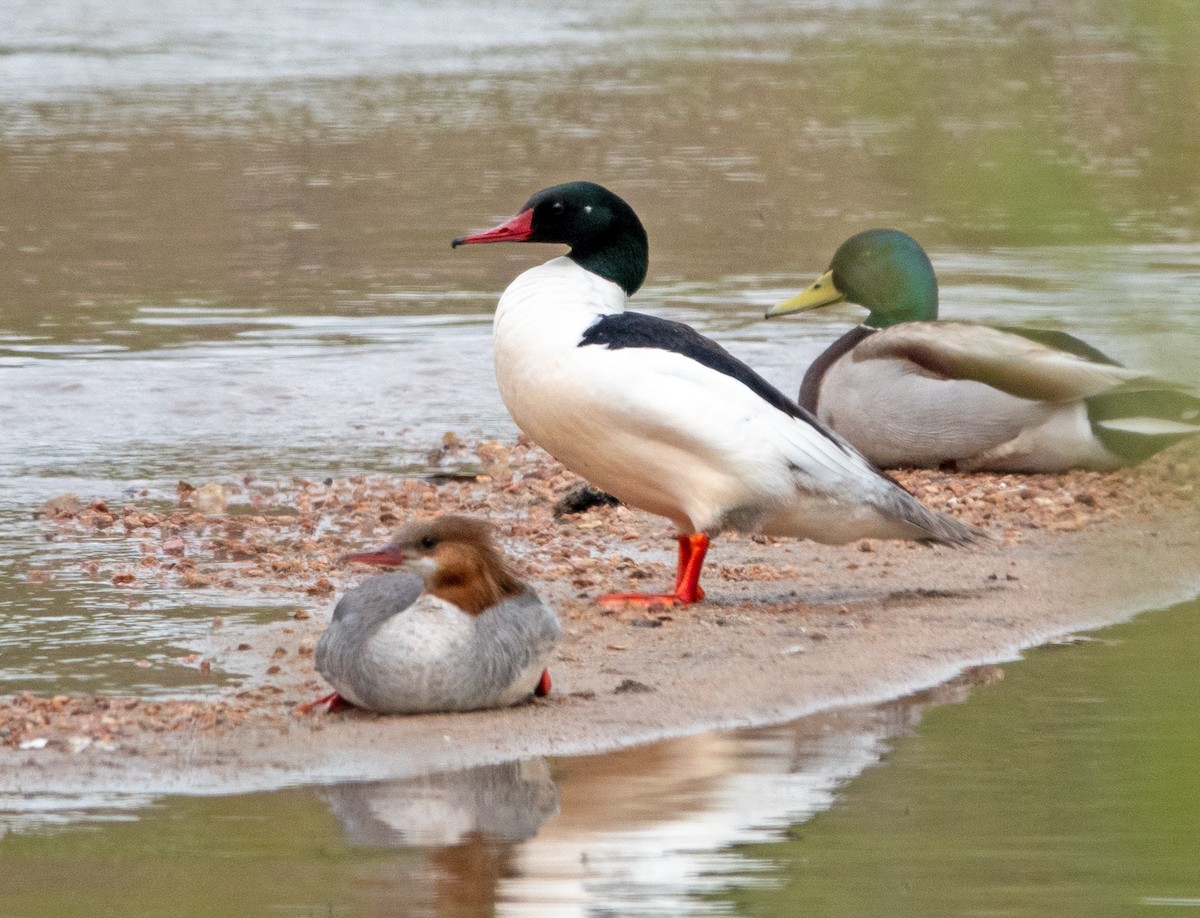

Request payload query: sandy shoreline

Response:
[4,440,1199,800]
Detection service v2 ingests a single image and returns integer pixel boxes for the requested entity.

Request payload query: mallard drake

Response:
[452,183,979,607]
[304,516,559,714]
[767,229,1200,472]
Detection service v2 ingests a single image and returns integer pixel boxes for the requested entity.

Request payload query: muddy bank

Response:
[4,440,1198,797]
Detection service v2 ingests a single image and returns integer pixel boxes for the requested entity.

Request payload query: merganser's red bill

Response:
[535,669,551,697]
[342,545,407,566]
[451,208,535,247]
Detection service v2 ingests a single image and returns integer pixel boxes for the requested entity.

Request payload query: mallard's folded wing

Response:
[857,321,1147,402]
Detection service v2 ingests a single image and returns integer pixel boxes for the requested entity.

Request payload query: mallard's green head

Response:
[767,229,938,328]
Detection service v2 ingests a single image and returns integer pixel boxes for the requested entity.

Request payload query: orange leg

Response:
[674,533,691,588]
[598,533,710,607]
[295,691,354,714]
[675,532,708,603]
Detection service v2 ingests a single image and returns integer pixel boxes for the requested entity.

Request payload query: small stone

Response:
[36,494,82,518]
[613,679,653,694]
[193,483,228,515]
[305,577,334,595]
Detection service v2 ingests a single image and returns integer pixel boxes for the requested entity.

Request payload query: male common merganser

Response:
[452,182,980,606]
[306,516,559,714]
[766,229,1200,472]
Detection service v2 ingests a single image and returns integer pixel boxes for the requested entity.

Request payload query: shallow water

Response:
[2,596,1197,916]
[2,0,1199,696]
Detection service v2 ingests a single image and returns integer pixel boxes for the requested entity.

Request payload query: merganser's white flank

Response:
[305,516,559,714]
[767,229,1200,472]
[453,182,980,605]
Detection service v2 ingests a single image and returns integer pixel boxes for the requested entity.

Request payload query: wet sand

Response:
[4,440,1198,798]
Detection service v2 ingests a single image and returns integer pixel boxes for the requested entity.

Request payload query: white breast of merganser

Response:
[490,256,925,542]
[314,517,560,714]
[493,255,623,380]
[492,257,668,504]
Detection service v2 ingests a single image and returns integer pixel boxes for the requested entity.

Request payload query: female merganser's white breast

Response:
[316,573,559,714]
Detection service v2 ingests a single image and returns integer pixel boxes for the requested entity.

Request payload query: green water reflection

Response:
[0,775,536,917]
[0,790,369,918]
[728,595,1200,917]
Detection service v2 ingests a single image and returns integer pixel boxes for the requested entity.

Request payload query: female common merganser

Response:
[306,516,559,714]
[766,229,1200,472]
[452,182,980,606]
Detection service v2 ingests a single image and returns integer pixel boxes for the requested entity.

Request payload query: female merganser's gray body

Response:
[453,182,981,606]
[308,516,559,714]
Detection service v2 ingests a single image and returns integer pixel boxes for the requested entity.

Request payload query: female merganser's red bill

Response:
[300,516,560,714]
[453,181,981,607]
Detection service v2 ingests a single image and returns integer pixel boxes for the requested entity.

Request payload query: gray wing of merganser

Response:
[470,588,561,702]
[316,572,423,700]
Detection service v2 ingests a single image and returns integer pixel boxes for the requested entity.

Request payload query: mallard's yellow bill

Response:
[766,270,844,317]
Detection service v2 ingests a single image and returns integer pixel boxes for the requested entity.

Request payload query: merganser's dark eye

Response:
[419,535,436,549]
[550,200,565,215]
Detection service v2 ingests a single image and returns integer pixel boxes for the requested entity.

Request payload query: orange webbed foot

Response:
[597,592,689,608]
[295,691,353,714]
